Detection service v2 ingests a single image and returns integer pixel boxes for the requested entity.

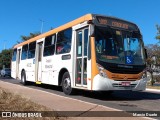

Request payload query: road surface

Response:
[0,77,160,119]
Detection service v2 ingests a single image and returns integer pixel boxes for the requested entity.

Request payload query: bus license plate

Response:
[121,82,130,86]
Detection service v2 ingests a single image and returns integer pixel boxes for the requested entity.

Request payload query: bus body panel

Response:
[25,59,35,82]
[11,61,16,79]
[41,56,56,85]
[41,54,72,85]
[92,74,148,91]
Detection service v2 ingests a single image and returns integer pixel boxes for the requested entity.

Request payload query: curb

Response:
[146,88,160,93]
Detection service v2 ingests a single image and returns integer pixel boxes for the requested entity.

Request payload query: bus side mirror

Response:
[145,48,148,59]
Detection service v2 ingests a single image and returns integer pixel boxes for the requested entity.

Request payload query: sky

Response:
[0,0,160,52]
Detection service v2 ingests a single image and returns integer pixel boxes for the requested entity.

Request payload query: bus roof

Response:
[13,14,93,48]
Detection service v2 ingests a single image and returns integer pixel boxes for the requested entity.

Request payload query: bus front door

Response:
[76,28,88,87]
[35,42,43,84]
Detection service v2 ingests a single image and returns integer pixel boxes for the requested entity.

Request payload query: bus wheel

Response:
[21,71,27,85]
[62,72,73,95]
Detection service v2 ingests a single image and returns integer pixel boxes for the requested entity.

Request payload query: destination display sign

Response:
[96,16,138,30]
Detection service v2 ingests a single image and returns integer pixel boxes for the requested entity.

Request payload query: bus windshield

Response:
[95,26,145,65]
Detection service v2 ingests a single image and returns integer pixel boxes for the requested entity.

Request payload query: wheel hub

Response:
[64,78,71,89]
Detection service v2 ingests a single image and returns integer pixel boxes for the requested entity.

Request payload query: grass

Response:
[147,81,160,90]
[0,87,66,120]
[147,85,160,90]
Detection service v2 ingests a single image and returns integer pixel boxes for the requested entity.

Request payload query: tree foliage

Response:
[156,24,160,40]
[21,32,40,41]
[17,32,41,43]
[145,44,160,86]
[0,49,12,69]
[145,44,160,66]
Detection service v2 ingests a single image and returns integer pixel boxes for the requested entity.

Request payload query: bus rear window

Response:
[12,49,17,61]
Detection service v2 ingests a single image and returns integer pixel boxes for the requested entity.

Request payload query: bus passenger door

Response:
[16,49,21,79]
[76,28,88,87]
[35,42,43,83]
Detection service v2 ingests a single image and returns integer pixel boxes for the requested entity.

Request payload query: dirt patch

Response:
[0,87,66,120]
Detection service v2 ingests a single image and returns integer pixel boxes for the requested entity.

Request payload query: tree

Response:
[145,44,160,65]
[145,44,160,85]
[17,32,41,43]
[156,24,160,41]
[0,49,12,69]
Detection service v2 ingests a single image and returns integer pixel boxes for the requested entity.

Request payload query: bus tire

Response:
[62,72,73,95]
[21,71,27,85]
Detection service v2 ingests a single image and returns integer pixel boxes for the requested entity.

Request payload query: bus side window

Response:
[12,49,17,61]
[28,41,36,59]
[56,28,72,54]
[43,34,56,56]
[21,44,28,60]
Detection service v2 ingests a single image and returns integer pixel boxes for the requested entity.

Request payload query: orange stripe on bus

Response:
[90,37,99,90]
[106,70,143,80]
[13,14,93,48]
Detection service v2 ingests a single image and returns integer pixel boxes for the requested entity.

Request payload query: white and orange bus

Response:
[11,14,148,95]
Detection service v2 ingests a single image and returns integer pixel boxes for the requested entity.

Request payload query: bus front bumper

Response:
[92,74,148,91]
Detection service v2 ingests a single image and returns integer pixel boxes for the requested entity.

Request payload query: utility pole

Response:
[40,19,44,34]
[3,40,6,50]
[4,42,5,50]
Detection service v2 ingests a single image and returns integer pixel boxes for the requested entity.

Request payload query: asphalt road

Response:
[0,77,160,113]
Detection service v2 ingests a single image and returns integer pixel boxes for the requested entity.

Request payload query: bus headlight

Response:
[97,64,108,78]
